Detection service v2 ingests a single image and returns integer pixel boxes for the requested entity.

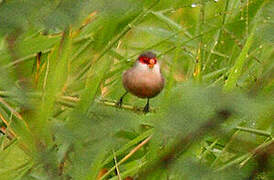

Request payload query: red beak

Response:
[148,59,156,68]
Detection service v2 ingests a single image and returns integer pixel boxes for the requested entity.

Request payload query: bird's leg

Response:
[143,98,150,113]
[116,91,128,107]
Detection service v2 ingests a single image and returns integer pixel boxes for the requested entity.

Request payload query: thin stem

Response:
[236,126,272,137]
[113,150,122,180]
[211,130,240,168]
[100,136,152,180]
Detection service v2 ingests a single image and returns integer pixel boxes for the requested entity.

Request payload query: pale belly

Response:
[122,69,164,98]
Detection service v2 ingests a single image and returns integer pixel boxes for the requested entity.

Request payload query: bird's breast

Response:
[122,68,164,98]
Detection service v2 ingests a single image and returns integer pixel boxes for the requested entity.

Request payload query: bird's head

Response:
[137,51,157,69]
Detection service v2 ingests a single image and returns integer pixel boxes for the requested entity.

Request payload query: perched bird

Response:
[117,51,165,113]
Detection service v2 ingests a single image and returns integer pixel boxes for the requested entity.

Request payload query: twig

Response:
[99,99,156,114]
[0,91,157,114]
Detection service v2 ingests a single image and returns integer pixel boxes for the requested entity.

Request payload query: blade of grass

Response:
[109,160,146,180]
[216,153,250,171]
[71,38,93,61]
[75,55,111,113]
[235,126,272,137]
[217,138,274,171]
[113,150,122,180]
[211,130,240,168]
[73,0,160,81]
[100,136,152,180]
[203,67,227,81]
[85,150,109,180]
[0,98,33,155]
[138,110,232,179]
[164,40,181,98]
[223,30,254,91]
[239,138,273,168]
[102,129,153,166]
[203,0,230,72]
[194,0,205,81]
[4,49,51,69]
[32,29,72,146]
[151,11,192,38]
[198,139,219,161]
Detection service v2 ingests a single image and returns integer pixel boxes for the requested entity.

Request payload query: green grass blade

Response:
[33,30,72,146]
[223,31,254,91]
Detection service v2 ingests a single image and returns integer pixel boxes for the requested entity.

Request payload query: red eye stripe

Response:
[139,57,157,65]
[139,57,149,64]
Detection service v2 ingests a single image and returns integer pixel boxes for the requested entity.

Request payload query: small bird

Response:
[117,51,165,113]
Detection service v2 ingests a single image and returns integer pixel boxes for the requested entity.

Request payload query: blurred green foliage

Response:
[0,0,273,179]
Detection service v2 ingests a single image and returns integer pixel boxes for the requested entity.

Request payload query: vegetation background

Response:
[0,0,273,179]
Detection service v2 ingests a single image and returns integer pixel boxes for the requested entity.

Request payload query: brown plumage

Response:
[122,63,164,98]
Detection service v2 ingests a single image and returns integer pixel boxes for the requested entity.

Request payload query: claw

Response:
[116,98,123,108]
[116,92,128,108]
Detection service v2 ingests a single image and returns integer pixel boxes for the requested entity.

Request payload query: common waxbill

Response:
[117,51,165,113]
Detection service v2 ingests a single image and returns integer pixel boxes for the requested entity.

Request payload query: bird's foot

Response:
[116,98,123,108]
[116,92,128,108]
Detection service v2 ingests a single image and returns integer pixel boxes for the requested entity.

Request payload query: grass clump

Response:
[0,0,273,179]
